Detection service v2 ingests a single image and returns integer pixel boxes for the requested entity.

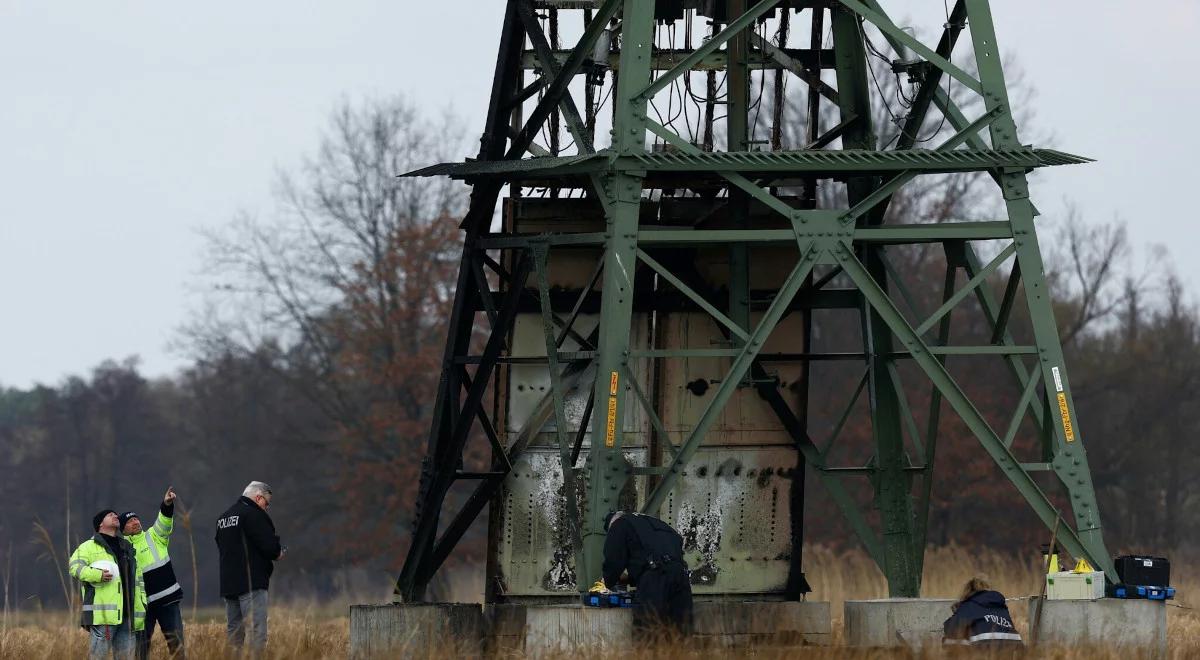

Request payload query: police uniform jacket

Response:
[943,590,1023,646]
[215,496,282,597]
[602,513,685,589]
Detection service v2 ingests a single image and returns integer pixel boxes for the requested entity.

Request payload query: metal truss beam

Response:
[515,0,594,154]
[914,260,957,582]
[507,0,619,160]
[895,0,967,150]
[476,221,1013,249]
[914,243,1015,337]
[836,0,983,94]
[521,47,839,72]
[748,32,839,103]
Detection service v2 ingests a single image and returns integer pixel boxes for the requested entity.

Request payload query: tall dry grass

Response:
[0,608,348,659]
[1,545,1195,658]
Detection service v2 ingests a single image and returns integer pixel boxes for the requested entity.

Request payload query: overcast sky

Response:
[2,1,1197,388]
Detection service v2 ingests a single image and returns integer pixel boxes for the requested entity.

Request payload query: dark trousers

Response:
[633,562,694,639]
[136,601,185,659]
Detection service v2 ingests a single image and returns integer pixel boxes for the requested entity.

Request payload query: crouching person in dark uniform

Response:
[943,577,1023,647]
[602,511,693,639]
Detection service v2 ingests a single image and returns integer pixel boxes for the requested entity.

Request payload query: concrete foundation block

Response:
[844,598,955,647]
[1030,597,1166,654]
[693,600,831,646]
[349,603,486,659]
[484,603,528,655]
[488,599,830,652]
[521,605,633,656]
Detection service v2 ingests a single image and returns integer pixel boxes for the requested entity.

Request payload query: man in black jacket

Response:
[215,481,284,652]
[942,577,1023,647]
[602,511,693,638]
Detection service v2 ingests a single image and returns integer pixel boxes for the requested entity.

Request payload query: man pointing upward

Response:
[121,486,185,659]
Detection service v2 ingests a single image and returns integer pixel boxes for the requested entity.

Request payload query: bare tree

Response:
[185,96,469,558]
[1043,207,1162,346]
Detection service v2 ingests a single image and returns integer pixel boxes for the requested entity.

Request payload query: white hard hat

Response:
[90,560,119,582]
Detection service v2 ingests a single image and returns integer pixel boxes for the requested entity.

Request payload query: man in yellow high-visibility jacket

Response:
[121,486,185,660]
[68,509,147,659]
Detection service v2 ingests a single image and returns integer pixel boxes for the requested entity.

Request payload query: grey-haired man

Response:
[215,481,285,652]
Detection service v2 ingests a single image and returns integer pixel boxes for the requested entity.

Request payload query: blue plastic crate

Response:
[1109,584,1175,600]
[582,591,634,608]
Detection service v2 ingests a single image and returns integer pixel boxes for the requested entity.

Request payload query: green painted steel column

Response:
[963,0,1113,579]
[913,260,957,587]
[582,0,653,587]
[831,6,920,597]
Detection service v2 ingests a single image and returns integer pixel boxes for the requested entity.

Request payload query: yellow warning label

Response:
[1056,392,1075,443]
[605,396,618,447]
[609,371,619,396]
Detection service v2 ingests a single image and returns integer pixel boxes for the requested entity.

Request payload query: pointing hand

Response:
[164,487,177,505]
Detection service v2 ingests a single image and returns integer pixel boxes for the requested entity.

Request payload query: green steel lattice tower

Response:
[394,0,1114,602]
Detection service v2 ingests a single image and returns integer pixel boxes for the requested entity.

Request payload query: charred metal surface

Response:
[495,450,646,596]
[494,446,795,597]
[663,447,796,594]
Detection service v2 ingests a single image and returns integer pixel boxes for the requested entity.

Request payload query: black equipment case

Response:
[1114,555,1170,587]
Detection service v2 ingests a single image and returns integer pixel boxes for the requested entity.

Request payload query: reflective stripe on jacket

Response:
[127,508,183,607]
[67,535,147,630]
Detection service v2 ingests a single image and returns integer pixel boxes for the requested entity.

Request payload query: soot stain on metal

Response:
[676,496,725,586]
[717,457,741,481]
[528,453,577,591]
[542,543,576,592]
[757,467,774,488]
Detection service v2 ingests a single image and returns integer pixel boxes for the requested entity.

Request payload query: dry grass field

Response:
[2,545,1195,658]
